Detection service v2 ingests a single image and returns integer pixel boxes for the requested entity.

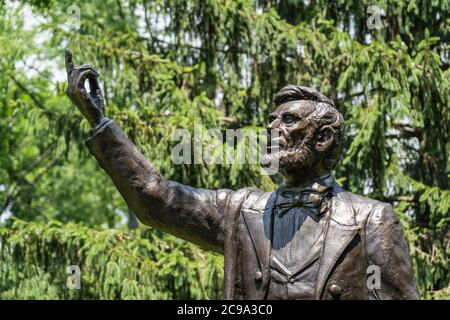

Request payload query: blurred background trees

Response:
[0,0,448,299]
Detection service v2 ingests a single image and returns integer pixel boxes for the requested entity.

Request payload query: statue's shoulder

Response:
[336,189,396,226]
[240,188,275,213]
[339,190,383,207]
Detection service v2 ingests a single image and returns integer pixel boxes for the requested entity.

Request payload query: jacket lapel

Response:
[241,188,360,300]
[241,191,276,290]
[224,189,258,299]
[315,191,360,299]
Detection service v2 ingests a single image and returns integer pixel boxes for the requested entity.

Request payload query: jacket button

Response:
[255,271,263,281]
[329,284,342,296]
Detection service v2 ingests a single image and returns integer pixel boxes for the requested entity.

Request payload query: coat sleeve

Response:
[86,120,231,253]
[366,203,420,299]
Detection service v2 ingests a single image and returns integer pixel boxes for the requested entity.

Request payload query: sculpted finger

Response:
[96,89,106,111]
[65,49,75,76]
[88,76,101,93]
[77,64,99,76]
[88,76,105,110]
[75,69,99,89]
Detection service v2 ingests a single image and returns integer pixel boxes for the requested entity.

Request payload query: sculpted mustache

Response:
[262,144,313,165]
[281,146,312,164]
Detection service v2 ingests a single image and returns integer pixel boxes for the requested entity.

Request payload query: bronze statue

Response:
[65,50,420,300]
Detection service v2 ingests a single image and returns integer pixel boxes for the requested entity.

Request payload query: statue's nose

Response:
[267,126,279,136]
[268,117,281,130]
[266,127,283,148]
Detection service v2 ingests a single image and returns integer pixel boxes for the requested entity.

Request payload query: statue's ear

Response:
[315,125,334,152]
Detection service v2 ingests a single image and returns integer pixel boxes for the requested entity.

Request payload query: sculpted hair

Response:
[273,85,347,170]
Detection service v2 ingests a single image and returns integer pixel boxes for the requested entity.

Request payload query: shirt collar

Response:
[275,174,336,217]
[278,174,335,194]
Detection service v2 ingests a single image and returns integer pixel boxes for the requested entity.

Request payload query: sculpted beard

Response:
[261,139,315,175]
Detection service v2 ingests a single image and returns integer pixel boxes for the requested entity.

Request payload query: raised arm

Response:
[65,49,230,253]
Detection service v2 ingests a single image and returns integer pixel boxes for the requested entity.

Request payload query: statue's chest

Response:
[271,211,324,267]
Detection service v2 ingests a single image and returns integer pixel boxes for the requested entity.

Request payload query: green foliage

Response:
[0,218,223,299]
[0,1,448,299]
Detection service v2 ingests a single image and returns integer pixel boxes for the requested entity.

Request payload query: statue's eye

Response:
[268,115,277,123]
[282,115,299,125]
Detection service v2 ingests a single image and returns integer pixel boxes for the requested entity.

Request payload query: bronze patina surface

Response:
[65,50,419,300]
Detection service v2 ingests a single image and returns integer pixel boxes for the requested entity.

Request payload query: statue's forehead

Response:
[272,100,315,118]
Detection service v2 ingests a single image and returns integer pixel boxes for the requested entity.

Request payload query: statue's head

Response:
[261,85,346,183]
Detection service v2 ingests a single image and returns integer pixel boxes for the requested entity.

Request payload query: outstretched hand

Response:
[65,49,106,127]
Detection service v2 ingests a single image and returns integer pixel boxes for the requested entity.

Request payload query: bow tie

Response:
[275,187,331,217]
